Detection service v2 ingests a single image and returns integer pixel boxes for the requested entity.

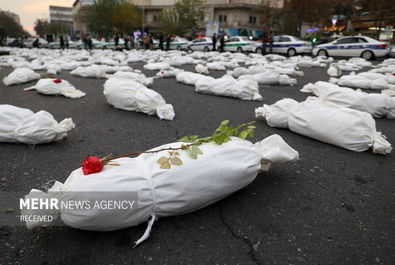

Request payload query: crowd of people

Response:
[11,30,277,54]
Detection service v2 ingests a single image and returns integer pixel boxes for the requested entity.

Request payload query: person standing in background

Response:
[149,33,154,50]
[261,33,268,55]
[124,35,129,50]
[159,33,164,51]
[65,36,69,49]
[87,35,93,50]
[114,34,119,47]
[219,34,225,53]
[60,35,65,50]
[268,31,274,54]
[212,33,217,51]
[166,34,171,51]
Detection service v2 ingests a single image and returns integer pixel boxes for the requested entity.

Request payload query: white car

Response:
[389,46,395,58]
[224,36,258,53]
[187,37,214,52]
[254,35,312,56]
[48,40,76,49]
[23,38,48,48]
[103,38,125,49]
[169,37,191,50]
[75,38,105,49]
[312,36,389,60]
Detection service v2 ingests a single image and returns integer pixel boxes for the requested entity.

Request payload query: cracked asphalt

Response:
[0,57,394,265]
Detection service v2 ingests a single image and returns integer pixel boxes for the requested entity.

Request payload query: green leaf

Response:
[220,120,230,126]
[186,147,198,159]
[189,135,199,140]
[239,130,249,139]
[192,146,203,155]
[170,157,183,166]
[178,136,190,142]
[212,134,225,145]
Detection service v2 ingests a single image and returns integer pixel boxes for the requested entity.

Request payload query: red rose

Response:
[53,78,62,83]
[82,156,104,175]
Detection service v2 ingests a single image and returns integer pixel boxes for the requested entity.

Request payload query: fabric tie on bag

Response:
[372,132,392,154]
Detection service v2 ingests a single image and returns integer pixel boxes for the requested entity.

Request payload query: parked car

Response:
[103,38,125,49]
[254,35,312,56]
[389,45,395,58]
[169,37,191,50]
[312,35,389,60]
[23,38,48,48]
[48,40,76,49]
[187,37,214,52]
[224,36,258,53]
[75,38,105,49]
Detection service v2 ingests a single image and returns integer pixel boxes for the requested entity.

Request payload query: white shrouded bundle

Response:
[22,135,299,246]
[176,71,206,86]
[155,68,184,78]
[357,72,395,85]
[108,71,153,87]
[3,67,40,86]
[255,98,392,154]
[206,62,226,71]
[238,72,297,86]
[330,74,395,90]
[70,65,107,79]
[195,64,209,75]
[0,104,75,144]
[103,78,175,120]
[327,63,342,77]
[24,78,86,99]
[61,61,81,71]
[143,62,171,71]
[195,75,263,101]
[301,81,395,119]
[230,66,303,78]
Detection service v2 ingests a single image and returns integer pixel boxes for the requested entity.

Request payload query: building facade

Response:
[72,0,285,37]
[49,6,74,36]
[129,0,285,37]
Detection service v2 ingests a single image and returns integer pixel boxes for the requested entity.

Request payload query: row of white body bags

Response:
[255,98,392,154]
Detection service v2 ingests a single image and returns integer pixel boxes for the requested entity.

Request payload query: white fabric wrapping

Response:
[103,78,175,120]
[195,75,263,101]
[3,67,40,86]
[23,135,299,245]
[0,104,75,144]
[301,81,395,119]
[176,71,206,86]
[256,99,392,154]
[327,63,342,77]
[195,64,209,75]
[238,72,297,86]
[330,75,395,90]
[70,65,107,78]
[206,62,226,71]
[156,68,183,78]
[24,78,86,99]
[143,63,171,71]
[108,71,153,87]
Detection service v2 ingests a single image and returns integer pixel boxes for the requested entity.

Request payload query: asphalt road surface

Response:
[0,57,394,265]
